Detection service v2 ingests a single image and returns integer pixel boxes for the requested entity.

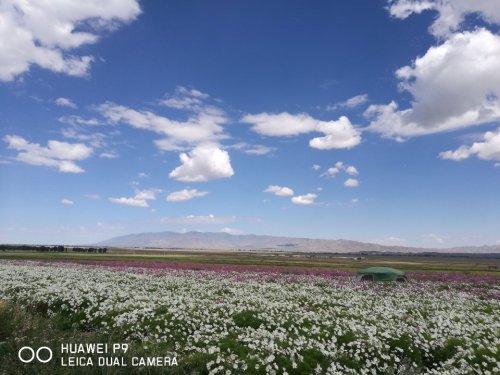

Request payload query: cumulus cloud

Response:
[98,100,228,151]
[264,185,294,197]
[241,112,318,136]
[0,0,141,81]
[322,166,342,178]
[344,178,360,187]
[312,164,321,171]
[61,199,74,205]
[345,166,359,175]
[169,144,234,182]
[3,135,92,173]
[159,86,210,111]
[55,97,77,109]
[166,189,208,202]
[96,88,245,182]
[109,188,159,208]
[439,128,500,161]
[388,0,500,38]
[108,197,148,208]
[367,29,500,139]
[242,112,361,150]
[321,162,359,178]
[327,94,369,111]
[309,116,362,150]
[321,161,344,177]
[291,193,317,205]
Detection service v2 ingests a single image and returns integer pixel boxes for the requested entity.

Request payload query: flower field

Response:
[0,260,499,374]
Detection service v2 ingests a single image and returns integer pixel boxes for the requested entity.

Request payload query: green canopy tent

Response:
[356,267,407,282]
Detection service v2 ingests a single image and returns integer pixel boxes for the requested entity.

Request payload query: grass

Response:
[0,249,499,274]
[0,300,209,375]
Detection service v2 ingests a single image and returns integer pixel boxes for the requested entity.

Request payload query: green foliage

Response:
[233,310,263,329]
[0,300,14,340]
[219,334,250,357]
[0,300,209,374]
[335,355,362,371]
[298,348,329,373]
[425,337,465,368]
[387,333,423,367]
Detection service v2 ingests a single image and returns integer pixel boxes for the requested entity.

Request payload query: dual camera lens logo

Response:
[18,346,53,363]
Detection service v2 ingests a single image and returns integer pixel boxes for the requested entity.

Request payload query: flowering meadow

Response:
[0,260,499,374]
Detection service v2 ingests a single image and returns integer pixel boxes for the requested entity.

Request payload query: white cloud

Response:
[345,166,359,175]
[322,166,341,178]
[367,29,500,139]
[220,227,243,235]
[226,142,274,155]
[99,151,119,159]
[138,172,148,178]
[61,127,108,149]
[59,115,103,126]
[439,128,500,161]
[291,193,317,205]
[327,94,369,111]
[242,145,274,155]
[0,0,141,81]
[169,144,234,182]
[3,135,92,173]
[388,0,500,38]
[241,112,318,136]
[55,97,77,109]
[242,112,361,150]
[344,178,359,187]
[134,189,160,201]
[166,189,208,202]
[322,161,359,178]
[61,198,74,205]
[312,164,321,171]
[98,101,228,151]
[309,116,362,150]
[159,86,210,111]
[109,188,158,208]
[264,185,294,197]
[438,146,471,161]
[108,197,148,208]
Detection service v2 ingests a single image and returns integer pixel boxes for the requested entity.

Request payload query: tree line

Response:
[0,244,108,253]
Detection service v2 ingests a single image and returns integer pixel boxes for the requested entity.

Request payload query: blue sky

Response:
[1,0,500,247]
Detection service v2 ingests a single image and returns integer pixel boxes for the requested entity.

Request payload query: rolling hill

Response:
[96,231,500,253]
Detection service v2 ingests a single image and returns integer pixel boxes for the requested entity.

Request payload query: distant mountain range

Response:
[96,231,500,253]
